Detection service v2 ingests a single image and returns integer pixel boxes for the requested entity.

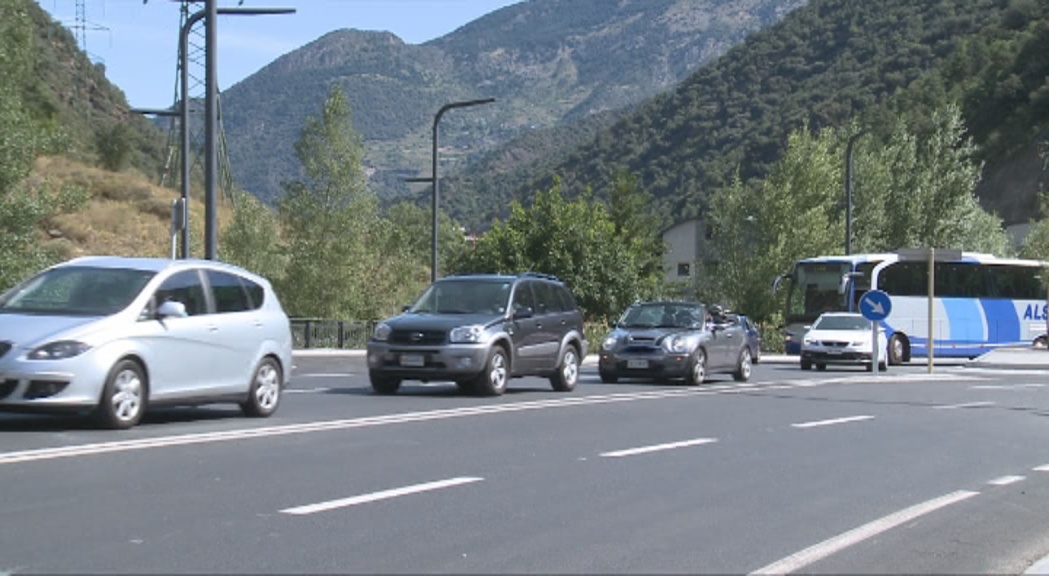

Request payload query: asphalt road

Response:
[3,357,1049,574]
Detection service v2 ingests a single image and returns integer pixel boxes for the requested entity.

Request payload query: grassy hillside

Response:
[27,156,231,262]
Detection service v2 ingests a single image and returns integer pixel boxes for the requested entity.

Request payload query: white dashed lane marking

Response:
[987,475,1025,486]
[599,438,718,458]
[279,477,484,515]
[791,415,874,429]
[749,490,980,575]
[933,401,996,410]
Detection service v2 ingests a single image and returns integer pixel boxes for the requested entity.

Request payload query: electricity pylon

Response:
[157,0,237,207]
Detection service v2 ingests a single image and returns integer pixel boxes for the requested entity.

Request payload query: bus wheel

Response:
[888,334,907,365]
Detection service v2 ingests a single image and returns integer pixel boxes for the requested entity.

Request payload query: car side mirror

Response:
[156,300,188,319]
[402,304,411,312]
[513,306,534,320]
[803,325,812,331]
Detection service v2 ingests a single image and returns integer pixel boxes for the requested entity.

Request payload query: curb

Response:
[1026,554,1049,575]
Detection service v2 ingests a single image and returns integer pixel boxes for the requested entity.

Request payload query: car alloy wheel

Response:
[550,347,579,392]
[686,349,706,386]
[733,348,752,382]
[242,357,282,417]
[95,359,147,430]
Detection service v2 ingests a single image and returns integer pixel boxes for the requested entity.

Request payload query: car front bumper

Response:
[366,341,492,381]
[598,350,692,379]
[801,347,873,364]
[0,351,108,412]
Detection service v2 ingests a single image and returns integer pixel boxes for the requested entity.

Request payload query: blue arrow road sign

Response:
[859,290,892,321]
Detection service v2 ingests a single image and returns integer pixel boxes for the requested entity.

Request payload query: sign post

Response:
[897,248,962,374]
[859,289,891,373]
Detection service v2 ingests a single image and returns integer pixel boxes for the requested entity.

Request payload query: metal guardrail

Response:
[289,319,379,349]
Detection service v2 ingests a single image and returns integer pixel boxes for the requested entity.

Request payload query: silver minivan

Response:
[0,256,293,429]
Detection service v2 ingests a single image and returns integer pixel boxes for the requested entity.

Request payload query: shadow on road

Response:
[0,406,247,432]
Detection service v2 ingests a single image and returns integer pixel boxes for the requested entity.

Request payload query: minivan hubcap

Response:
[111,369,142,421]
[741,351,752,378]
[255,364,280,409]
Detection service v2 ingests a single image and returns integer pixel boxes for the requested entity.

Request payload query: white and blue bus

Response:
[773,252,1048,362]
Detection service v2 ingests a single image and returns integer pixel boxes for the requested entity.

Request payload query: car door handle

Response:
[207,324,219,332]
[253,320,263,328]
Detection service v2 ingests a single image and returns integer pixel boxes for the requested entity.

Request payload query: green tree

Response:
[608,169,666,299]
[706,105,1010,324]
[219,190,286,283]
[275,84,382,320]
[707,126,842,323]
[451,178,664,324]
[95,123,133,172]
[0,0,85,291]
[853,105,1009,255]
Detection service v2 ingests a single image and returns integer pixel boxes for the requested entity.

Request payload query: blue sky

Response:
[38,0,523,109]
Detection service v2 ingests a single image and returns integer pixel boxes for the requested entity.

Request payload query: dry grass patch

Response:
[32,155,235,259]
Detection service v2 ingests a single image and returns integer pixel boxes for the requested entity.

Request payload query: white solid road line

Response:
[987,475,1025,486]
[791,415,874,429]
[749,490,980,575]
[285,387,333,394]
[279,477,484,516]
[933,401,996,410]
[297,373,354,378]
[599,437,718,458]
[1034,464,1049,472]
[0,385,798,466]
[969,383,1045,390]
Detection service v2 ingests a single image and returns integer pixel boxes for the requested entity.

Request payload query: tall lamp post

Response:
[406,98,495,282]
[164,1,294,259]
[844,129,869,256]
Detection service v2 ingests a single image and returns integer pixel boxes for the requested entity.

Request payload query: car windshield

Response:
[618,303,704,328]
[0,266,156,316]
[814,315,870,331]
[410,279,512,315]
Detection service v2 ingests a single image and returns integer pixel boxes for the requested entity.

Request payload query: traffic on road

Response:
[3,353,1049,574]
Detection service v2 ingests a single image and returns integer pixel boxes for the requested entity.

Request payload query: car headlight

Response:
[664,335,690,354]
[449,325,484,343]
[851,340,866,347]
[27,341,91,360]
[802,336,813,345]
[602,335,618,351]
[372,323,392,341]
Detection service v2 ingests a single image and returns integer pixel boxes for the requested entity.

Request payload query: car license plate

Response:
[400,353,425,367]
[627,359,649,369]
[828,349,843,355]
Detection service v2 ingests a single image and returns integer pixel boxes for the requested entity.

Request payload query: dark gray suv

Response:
[366,273,588,396]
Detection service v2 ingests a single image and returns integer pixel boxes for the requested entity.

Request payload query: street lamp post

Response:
[173,2,294,259]
[407,98,495,282]
[844,129,869,256]
[203,1,296,260]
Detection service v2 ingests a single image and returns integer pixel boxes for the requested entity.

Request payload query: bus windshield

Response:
[784,261,851,324]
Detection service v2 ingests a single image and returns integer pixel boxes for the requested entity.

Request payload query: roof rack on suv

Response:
[520,271,562,282]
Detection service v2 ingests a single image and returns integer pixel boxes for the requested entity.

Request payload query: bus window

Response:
[879,262,926,296]
[988,265,1043,299]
